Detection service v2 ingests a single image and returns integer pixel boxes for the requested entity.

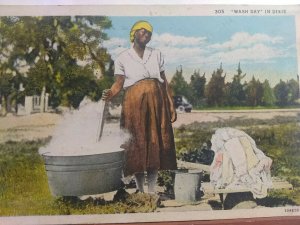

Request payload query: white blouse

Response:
[114,46,165,88]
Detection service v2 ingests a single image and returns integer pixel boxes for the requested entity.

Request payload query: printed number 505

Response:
[215,10,224,14]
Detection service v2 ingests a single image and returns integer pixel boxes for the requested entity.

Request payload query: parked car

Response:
[173,95,192,113]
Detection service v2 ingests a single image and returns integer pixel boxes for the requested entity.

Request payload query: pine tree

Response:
[287,79,299,104]
[274,79,289,106]
[262,79,275,106]
[170,66,191,99]
[205,63,226,107]
[245,76,263,106]
[226,63,246,106]
[189,69,206,107]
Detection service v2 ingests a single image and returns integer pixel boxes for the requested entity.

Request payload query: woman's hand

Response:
[170,107,177,123]
[101,89,113,101]
[101,75,125,102]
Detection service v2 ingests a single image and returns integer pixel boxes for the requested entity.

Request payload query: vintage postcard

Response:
[0,3,300,225]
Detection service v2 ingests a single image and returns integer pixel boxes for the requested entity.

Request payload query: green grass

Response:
[256,189,300,207]
[0,139,58,215]
[194,105,300,111]
[174,116,300,205]
[0,140,158,216]
[1,115,300,215]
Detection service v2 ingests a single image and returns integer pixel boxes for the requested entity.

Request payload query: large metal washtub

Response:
[42,150,124,196]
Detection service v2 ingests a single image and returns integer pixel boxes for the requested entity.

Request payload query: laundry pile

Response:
[210,127,273,198]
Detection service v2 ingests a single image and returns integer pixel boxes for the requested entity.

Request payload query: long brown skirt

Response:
[120,79,177,176]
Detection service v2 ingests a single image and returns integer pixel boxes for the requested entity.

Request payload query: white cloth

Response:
[114,46,165,88]
[210,127,273,199]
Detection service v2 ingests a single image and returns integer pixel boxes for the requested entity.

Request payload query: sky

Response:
[103,16,298,86]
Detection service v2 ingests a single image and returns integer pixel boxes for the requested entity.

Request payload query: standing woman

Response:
[102,20,177,194]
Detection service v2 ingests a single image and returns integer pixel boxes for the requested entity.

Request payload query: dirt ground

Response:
[0,112,61,143]
[172,108,300,128]
[0,108,299,143]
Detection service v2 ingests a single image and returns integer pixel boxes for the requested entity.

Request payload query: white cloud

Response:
[103,32,207,61]
[151,33,206,48]
[102,37,129,60]
[103,37,128,49]
[208,43,288,65]
[158,46,206,65]
[210,32,284,50]
[103,32,289,70]
[150,32,207,66]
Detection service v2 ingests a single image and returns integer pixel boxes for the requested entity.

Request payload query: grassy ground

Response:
[0,115,299,215]
[175,116,300,176]
[173,115,300,206]
[194,104,300,110]
[0,140,158,216]
[0,139,56,215]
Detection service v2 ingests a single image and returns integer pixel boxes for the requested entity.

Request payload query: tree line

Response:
[170,63,300,108]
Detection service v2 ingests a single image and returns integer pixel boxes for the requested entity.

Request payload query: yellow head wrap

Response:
[130,20,153,43]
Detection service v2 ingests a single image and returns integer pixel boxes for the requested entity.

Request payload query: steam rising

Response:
[39,99,129,156]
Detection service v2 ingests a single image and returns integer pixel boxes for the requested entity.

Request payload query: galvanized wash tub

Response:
[42,150,124,196]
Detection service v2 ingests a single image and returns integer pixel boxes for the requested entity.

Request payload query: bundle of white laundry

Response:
[210,127,273,199]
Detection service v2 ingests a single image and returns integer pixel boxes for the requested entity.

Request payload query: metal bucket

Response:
[42,150,124,196]
[174,170,203,203]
